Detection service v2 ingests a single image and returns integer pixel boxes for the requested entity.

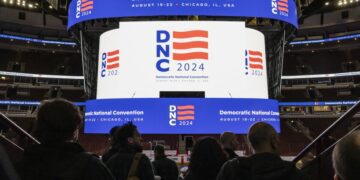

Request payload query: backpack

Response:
[127,153,142,180]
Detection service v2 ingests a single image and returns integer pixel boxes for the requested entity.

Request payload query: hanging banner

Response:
[84,98,280,134]
[68,0,298,29]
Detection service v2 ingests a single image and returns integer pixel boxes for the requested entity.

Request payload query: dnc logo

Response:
[76,0,94,19]
[271,0,289,17]
[100,50,120,78]
[245,50,264,76]
[156,30,208,72]
[169,105,195,126]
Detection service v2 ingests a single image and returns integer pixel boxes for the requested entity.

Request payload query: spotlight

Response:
[325,2,330,5]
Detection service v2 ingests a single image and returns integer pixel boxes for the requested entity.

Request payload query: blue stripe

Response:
[0,34,76,46]
[290,34,360,45]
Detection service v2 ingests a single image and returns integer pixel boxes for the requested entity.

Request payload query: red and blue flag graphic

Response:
[81,0,94,12]
[172,30,208,61]
[176,105,195,121]
[106,50,120,70]
[277,0,288,13]
[245,50,263,75]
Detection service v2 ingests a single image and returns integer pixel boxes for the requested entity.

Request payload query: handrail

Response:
[292,100,360,163]
[318,123,360,158]
[0,112,40,145]
[0,134,24,152]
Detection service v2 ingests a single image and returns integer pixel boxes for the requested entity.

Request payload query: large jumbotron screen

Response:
[84,21,280,134]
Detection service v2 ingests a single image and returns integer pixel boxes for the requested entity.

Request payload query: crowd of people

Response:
[2,98,360,180]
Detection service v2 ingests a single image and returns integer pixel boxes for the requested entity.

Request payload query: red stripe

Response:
[249,57,263,63]
[107,50,119,57]
[278,2,288,7]
[249,64,263,70]
[81,1,93,7]
[173,30,208,39]
[248,50,262,57]
[173,52,208,61]
[173,41,208,49]
[107,57,119,63]
[177,105,195,110]
[278,7,289,12]
[82,0,88,2]
[279,0,288,3]
[177,111,195,115]
[177,116,195,121]
[81,6,93,12]
[106,63,119,69]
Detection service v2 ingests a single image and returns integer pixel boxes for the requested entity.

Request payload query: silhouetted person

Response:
[16,98,114,180]
[332,130,360,180]
[152,145,179,180]
[217,122,308,180]
[106,122,154,180]
[220,132,239,159]
[102,126,121,163]
[185,137,228,180]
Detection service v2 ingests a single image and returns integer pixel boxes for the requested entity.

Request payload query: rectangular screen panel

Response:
[84,98,280,134]
[97,21,268,99]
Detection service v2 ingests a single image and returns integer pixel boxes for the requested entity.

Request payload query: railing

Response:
[292,101,360,163]
[0,112,40,145]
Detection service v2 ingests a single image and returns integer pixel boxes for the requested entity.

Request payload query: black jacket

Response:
[224,148,238,160]
[16,142,114,180]
[106,146,155,180]
[217,153,309,180]
[152,156,179,180]
[102,144,120,163]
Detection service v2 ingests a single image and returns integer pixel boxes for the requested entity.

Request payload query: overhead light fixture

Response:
[49,5,53,9]
[28,4,33,8]
[325,2,330,5]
